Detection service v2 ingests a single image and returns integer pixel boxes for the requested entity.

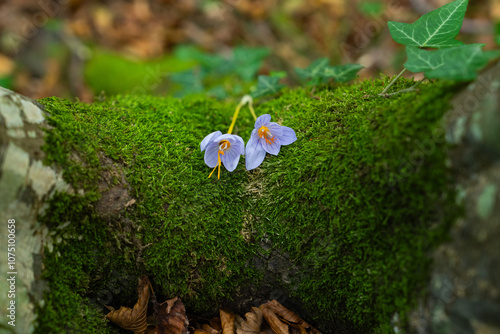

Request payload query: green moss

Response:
[35,193,133,334]
[37,76,460,333]
[249,78,460,332]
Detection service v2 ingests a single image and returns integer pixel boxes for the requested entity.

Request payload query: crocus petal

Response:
[233,135,245,151]
[213,133,238,143]
[213,134,245,157]
[231,140,245,156]
[200,131,222,151]
[279,126,297,146]
[204,142,219,167]
[261,136,281,155]
[245,130,266,170]
[255,114,271,128]
[221,147,241,172]
[226,134,245,155]
[267,122,283,137]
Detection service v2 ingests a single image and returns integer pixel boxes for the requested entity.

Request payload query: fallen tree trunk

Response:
[0,66,499,333]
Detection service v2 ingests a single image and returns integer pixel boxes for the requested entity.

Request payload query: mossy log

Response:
[1,68,499,333]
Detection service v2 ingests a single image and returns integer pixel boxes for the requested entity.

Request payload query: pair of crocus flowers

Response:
[200,114,297,178]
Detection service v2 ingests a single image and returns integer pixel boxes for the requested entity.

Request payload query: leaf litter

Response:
[105,276,321,334]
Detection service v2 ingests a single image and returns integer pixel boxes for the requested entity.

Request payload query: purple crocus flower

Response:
[245,114,297,170]
[200,131,244,179]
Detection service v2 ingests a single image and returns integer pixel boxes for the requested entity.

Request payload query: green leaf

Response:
[233,46,270,81]
[358,1,384,16]
[388,0,468,48]
[404,44,498,80]
[250,75,285,98]
[169,69,204,97]
[269,71,287,79]
[495,22,500,46]
[0,76,13,90]
[295,58,329,80]
[322,64,364,83]
[207,85,228,100]
[295,59,362,84]
[174,45,226,70]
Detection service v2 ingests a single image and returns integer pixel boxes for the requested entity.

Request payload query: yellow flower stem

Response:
[227,103,242,135]
[227,95,256,134]
[248,100,257,122]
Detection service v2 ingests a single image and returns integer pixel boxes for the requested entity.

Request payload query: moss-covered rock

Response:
[36,77,460,333]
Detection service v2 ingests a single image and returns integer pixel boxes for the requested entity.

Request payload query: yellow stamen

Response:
[219,140,230,151]
[258,125,276,145]
[208,94,252,181]
[208,141,230,179]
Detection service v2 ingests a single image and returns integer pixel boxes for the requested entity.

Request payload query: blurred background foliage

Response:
[0,0,496,101]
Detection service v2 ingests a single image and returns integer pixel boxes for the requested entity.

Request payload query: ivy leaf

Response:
[169,69,204,97]
[388,0,468,48]
[296,59,362,84]
[404,44,499,80]
[250,75,285,98]
[322,64,364,83]
[207,85,228,100]
[295,58,329,81]
[233,46,270,81]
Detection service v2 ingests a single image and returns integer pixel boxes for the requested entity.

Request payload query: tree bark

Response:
[0,87,70,333]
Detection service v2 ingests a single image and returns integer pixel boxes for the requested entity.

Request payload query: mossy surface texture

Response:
[37,77,459,333]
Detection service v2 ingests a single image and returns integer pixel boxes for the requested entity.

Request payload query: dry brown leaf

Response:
[259,328,275,334]
[260,300,321,334]
[235,307,262,334]
[0,53,14,76]
[269,300,320,333]
[220,308,236,334]
[145,325,159,334]
[202,323,222,334]
[153,296,189,334]
[209,317,223,331]
[259,303,289,334]
[106,276,150,334]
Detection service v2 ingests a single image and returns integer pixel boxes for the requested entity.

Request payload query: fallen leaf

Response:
[209,317,222,331]
[259,303,289,334]
[220,308,236,334]
[201,323,221,333]
[106,276,150,334]
[153,296,189,334]
[0,53,14,76]
[260,300,321,334]
[259,327,275,334]
[235,307,262,334]
[261,330,275,334]
[125,198,137,207]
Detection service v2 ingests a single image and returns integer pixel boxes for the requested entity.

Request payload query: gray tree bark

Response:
[0,87,69,334]
[406,63,500,333]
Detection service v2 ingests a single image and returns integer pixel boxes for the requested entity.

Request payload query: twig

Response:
[379,68,407,95]
[379,78,426,97]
